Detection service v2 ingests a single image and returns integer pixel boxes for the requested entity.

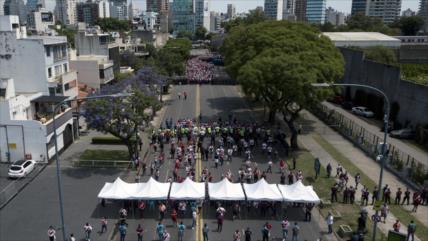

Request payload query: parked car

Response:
[351,106,375,118]
[8,159,36,178]
[390,128,415,139]
[341,101,353,110]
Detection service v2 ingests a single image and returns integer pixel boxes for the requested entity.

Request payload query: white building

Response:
[283,0,296,20]
[142,11,158,30]
[27,9,55,34]
[209,11,221,32]
[195,0,210,31]
[323,32,402,48]
[325,7,345,26]
[99,0,110,18]
[264,0,283,20]
[0,16,78,163]
[69,55,114,90]
[55,0,77,25]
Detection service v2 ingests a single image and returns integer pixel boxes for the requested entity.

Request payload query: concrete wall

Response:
[399,45,428,64]
[0,32,48,94]
[69,59,101,89]
[339,47,428,126]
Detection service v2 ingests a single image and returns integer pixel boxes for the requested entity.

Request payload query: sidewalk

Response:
[298,110,427,239]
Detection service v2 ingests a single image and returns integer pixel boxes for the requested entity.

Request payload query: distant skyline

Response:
[42,0,421,15]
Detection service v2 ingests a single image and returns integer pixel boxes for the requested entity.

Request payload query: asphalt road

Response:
[0,84,325,241]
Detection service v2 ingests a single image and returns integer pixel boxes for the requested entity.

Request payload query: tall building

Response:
[27,8,55,33]
[171,0,195,33]
[366,0,401,24]
[420,0,428,32]
[55,0,77,25]
[402,8,416,16]
[195,0,209,30]
[227,3,236,19]
[3,0,27,24]
[76,1,109,25]
[146,0,157,12]
[264,0,283,20]
[306,0,325,24]
[351,0,368,16]
[209,11,220,32]
[110,0,127,20]
[283,0,296,20]
[295,0,307,21]
[26,0,45,12]
[325,7,345,26]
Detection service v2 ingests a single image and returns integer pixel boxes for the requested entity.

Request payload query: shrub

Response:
[91,136,137,145]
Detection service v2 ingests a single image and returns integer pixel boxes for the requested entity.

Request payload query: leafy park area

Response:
[80,149,129,161]
[400,64,428,86]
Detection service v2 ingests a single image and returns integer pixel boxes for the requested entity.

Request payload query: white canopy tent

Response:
[133,177,171,200]
[243,178,283,201]
[97,177,139,200]
[277,180,321,203]
[208,178,246,201]
[169,177,206,200]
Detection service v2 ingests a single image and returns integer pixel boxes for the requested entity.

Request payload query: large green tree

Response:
[222,21,344,148]
[392,16,425,36]
[195,26,208,40]
[95,18,131,32]
[156,38,191,76]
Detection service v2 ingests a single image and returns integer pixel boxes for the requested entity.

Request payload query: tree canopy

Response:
[391,16,425,36]
[223,7,267,33]
[95,18,131,32]
[195,26,208,40]
[155,38,192,76]
[222,21,344,147]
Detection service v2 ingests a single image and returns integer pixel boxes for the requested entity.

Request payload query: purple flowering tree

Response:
[83,87,160,160]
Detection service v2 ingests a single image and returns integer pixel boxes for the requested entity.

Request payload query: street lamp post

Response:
[51,93,129,241]
[312,83,390,241]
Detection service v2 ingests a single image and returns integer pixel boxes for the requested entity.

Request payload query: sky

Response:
[43,0,421,15]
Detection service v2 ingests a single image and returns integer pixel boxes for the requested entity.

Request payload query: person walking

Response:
[291,222,300,241]
[326,163,332,178]
[118,223,127,241]
[192,209,197,229]
[217,212,224,232]
[261,223,270,241]
[177,221,186,241]
[326,212,334,234]
[47,226,56,241]
[380,203,389,223]
[159,203,166,221]
[244,227,252,241]
[69,233,76,241]
[83,222,93,241]
[156,222,165,241]
[171,209,178,227]
[100,217,107,234]
[281,217,290,241]
[402,188,411,205]
[233,229,241,241]
[136,224,144,241]
[407,220,416,241]
[203,223,209,241]
[162,230,170,241]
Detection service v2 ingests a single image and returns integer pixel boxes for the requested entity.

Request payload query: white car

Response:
[351,106,375,118]
[8,159,36,178]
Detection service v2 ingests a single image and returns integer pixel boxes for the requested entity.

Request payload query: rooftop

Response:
[24,36,68,45]
[322,32,401,47]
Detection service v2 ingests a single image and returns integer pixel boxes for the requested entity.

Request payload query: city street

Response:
[0,84,326,241]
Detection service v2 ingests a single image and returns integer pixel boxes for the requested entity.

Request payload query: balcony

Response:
[31,95,73,134]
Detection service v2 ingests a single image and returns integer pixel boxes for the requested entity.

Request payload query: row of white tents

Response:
[98,177,320,203]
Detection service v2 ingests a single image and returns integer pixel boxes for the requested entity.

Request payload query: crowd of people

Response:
[186,58,214,83]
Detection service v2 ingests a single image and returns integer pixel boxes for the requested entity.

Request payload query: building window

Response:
[99,69,105,79]
[48,67,52,78]
[55,65,62,76]
[49,87,55,95]
[46,46,50,57]
[63,63,68,72]
[64,83,70,91]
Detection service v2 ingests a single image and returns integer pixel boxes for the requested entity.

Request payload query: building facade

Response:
[76,2,99,25]
[226,3,236,19]
[171,0,195,34]
[110,0,127,20]
[209,11,220,32]
[3,0,27,24]
[351,0,368,16]
[306,0,326,24]
[325,7,345,26]
[55,0,77,25]
[366,0,401,24]
[420,0,428,33]
[295,0,307,21]
[195,0,209,30]
[264,0,283,20]
[402,8,416,16]
[0,16,78,163]
[27,9,55,34]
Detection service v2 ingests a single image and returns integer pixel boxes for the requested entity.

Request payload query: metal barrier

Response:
[312,104,426,189]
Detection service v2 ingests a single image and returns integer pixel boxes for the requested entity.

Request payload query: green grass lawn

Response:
[80,149,130,160]
[291,151,387,241]
[312,134,428,239]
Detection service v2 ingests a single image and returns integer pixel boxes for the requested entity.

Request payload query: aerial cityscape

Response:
[0,0,427,241]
